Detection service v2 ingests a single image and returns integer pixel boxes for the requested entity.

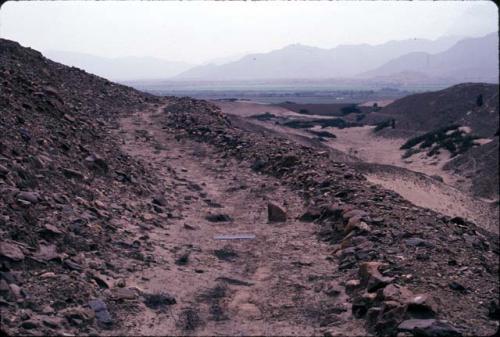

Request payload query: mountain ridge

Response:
[43,50,194,81]
[361,33,499,82]
[174,35,465,80]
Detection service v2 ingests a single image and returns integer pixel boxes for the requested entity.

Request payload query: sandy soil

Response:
[213,100,331,120]
[318,126,456,183]
[213,100,301,118]
[109,104,365,336]
[359,165,498,232]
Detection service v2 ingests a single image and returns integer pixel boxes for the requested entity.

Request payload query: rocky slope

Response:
[0,39,166,335]
[444,137,500,200]
[0,39,498,337]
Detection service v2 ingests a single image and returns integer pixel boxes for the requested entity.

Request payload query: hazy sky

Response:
[0,0,497,64]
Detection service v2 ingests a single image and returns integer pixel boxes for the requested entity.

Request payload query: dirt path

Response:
[109,104,365,336]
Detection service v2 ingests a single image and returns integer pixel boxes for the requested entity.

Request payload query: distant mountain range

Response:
[43,50,194,81]
[174,35,465,80]
[360,33,499,83]
[43,33,498,86]
[174,33,498,85]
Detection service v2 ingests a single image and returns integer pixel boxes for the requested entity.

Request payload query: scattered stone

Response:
[17,191,40,204]
[404,237,431,247]
[90,273,112,289]
[143,292,176,309]
[0,241,25,261]
[299,206,322,222]
[62,306,95,325]
[40,223,64,236]
[345,279,361,291]
[84,153,108,173]
[323,281,343,297]
[175,253,190,266]
[206,214,232,222]
[0,279,11,298]
[41,315,64,328]
[378,284,414,303]
[359,262,394,292]
[88,299,113,326]
[33,244,60,262]
[343,209,367,220]
[448,281,467,293]
[407,293,438,318]
[142,213,155,221]
[41,305,55,315]
[9,283,23,300]
[177,308,202,331]
[216,277,254,286]
[214,248,238,261]
[488,300,499,320]
[398,319,461,336]
[0,164,9,177]
[250,159,266,171]
[115,278,126,288]
[183,223,198,230]
[40,272,56,279]
[352,291,377,318]
[152,195,167,206]
[370,217,385,225]
[62,168,85,180]
[20,319,40,330]
[111,287,137,300]
[450,217,467,226]
[94,200,107,210]
[63,259,83,271]
[345,220,371,235]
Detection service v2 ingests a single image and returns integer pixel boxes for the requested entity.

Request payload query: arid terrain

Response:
[0,38,499,337]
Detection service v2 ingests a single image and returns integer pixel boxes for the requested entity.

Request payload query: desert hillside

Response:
[371,83,499,201]
[0,39,498,337]
[377,83,499,137]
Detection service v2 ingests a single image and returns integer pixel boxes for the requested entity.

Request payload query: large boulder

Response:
[267,203,287,223]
